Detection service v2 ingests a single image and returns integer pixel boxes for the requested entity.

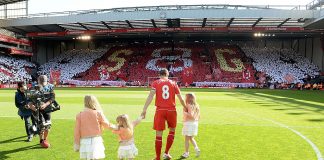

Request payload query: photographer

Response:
[28,75,55,148]
[15,82,34,142]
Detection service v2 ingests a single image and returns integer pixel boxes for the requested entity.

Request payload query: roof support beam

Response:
[167,18,180,28]
[101,21,111,29]
[0,0,25,6]
[151,19,157,28]
[59,24,81,27]
[0,9,315,28]
[227,18,234,27]
[33,25,47,32]
[3,27,19,34]
[252,18,262,27]
[77,22,89,30]
[177,18,181,28]
[277,18,291,28]
[202,18,207,27]
[55,24,66,31]
[58,25,82,31]
[297,18,305,22]
[125,20,134,28]
[11,26,27,34]
[167,19,173,27]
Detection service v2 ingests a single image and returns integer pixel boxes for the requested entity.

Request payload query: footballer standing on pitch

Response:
[141,68,186,160]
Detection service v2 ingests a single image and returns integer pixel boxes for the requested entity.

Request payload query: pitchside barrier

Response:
[0,84,32,89]
[1,82,323,90]
[194,82,255,88]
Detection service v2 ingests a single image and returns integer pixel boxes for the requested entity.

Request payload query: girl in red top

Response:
[111,114,143,160]
[181,93,200,159]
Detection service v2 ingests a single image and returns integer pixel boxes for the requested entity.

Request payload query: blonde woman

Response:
[74,95,114,160]
[181,93,201,159]
[112,114,143,160]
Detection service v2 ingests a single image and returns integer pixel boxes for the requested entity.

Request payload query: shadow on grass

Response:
[174,156,200,160]
[286,112,309,115]
[273,108,291,111]
[239,91,324,114]
[307,119,324,122]
[0,136,26,144]
[0,144,42,159]
[238,89,324,104]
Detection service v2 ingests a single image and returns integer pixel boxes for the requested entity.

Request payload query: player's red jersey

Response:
[151,78,180,110]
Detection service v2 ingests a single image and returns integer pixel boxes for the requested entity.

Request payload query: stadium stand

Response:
[5,43,320,86]
[242,47,320,83]
[38,48,108,81]
[0,28,16,38]
[0,55,35,83]
[75,44,256,85]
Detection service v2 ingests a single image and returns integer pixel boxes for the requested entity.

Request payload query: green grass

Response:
[1,88,324,160]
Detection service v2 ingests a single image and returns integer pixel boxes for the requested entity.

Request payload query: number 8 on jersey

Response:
[162,85,169,100]
[151,79,180,109]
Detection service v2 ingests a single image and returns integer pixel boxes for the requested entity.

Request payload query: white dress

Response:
[79,136,105,160]
[118,138,138,159]
[182,121,199,136]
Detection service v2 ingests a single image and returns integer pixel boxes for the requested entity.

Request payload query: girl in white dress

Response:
[181,93,200,159]
[74,95,113,160]
[112,114,142,160]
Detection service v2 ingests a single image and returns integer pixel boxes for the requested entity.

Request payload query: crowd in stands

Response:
[242,47,320,84]
[38,49,107,81]
[0,55,35,83]
[1,44,322,89]
[76,44,256,85]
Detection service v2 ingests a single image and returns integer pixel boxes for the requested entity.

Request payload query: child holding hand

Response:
[74,95,114,160]
[181,93,201,159]
[112,114,143,160]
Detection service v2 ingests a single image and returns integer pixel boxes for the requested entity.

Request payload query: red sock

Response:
[155,136,162,160]
[165,131,175,154]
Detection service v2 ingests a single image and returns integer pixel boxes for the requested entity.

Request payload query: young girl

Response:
[112,114,142,160]
[181,93,200,159]
[74,95,114,160]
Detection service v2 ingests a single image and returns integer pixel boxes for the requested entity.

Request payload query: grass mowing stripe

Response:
[231,110,323,160]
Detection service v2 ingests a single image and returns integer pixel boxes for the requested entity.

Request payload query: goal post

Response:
[147,77,179,87]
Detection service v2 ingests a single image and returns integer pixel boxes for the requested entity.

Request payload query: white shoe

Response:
[27,135,33,142]
[163,153,172,160]
[195,148,200,157]
[181,152,189,159]
[43,120,51,126]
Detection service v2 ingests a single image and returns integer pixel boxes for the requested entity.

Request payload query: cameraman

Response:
[28,75,55,148]
[15,82,34,142]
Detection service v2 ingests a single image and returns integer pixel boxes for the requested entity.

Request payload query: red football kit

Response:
[151,78,180,131]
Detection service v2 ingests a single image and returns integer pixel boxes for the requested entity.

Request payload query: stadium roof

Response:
[303,0,324,28]
[0,0,25,5]
[0,4,323,37]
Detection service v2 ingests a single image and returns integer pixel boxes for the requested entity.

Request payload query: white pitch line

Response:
[230,110,323,160]
[267,118,323,160]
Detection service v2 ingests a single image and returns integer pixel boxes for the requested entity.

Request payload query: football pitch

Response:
[1,88,324,160]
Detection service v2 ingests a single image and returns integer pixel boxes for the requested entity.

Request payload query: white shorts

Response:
[118,143,138,159]
[79,136,105,160]
[182,121,199,136]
